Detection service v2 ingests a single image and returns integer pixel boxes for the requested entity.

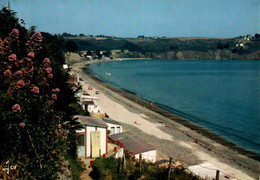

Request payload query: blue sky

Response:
[1,0,259,38]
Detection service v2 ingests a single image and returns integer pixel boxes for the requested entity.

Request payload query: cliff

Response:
[66,36,260,60]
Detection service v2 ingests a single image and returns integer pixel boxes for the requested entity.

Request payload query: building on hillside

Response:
[109,132,157,163]
[75,115,108,158]
[80,94,99,105]
[63,64,69,70]
[102,117,122,135]
[111,50,122,56]
[123,49,130,54]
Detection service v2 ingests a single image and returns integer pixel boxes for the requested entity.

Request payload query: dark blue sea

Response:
[88,60,260,154]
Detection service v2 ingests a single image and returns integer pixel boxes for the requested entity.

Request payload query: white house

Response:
[109,132,157,163]
[63,64,69,70]
[82,101,95,112]
[102,117,122,135]
[75,115,108,158]
[80,94,99,104]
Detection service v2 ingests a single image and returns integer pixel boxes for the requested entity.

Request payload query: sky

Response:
[0,0,259,38]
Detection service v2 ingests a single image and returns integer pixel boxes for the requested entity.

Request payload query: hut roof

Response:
[109,132,156,155]
[74,115,107,128]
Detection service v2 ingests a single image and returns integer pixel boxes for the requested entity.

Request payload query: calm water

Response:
[88,60,260,154]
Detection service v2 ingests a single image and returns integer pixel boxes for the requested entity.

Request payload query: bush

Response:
[90,158,201,180]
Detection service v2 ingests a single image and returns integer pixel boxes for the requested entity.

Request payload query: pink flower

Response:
[8,54,17,61]
[51,94,57,101]
[21,68,26,73]
[48,73,53,79]
[16,80,25,87]
[29,66,34,73]
[55,88,60,92]
[52,88,60,93]
[43,58,50,67]
[45,67,52,73]
[9,29,19,39]
[15,70,22,76]
[12,104,21,112]
[27,52,35,58]
[10,29,19,36]
[4,70,12,77]
[31,86,39,94]
[19,122,25,128]
[32,32,42,41]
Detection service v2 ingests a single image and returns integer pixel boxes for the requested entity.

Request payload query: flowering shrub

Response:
[0,29,70,179]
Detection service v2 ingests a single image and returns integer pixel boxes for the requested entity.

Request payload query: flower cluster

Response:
[8,54,17,61]
[0,28,72,178]
[31,86,40,94]
[27,52,34,59]
[16,80,25,88]
[9,29,19,43]
[4,69,12,77]
[12,104,21,112]
[26,32,42,51]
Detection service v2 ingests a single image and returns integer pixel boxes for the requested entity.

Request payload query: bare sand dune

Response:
[72,61,259,180]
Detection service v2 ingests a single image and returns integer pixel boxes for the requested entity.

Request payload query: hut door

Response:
[91,131,100,157]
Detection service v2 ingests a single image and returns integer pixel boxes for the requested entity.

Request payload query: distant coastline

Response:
[66,35,260,60]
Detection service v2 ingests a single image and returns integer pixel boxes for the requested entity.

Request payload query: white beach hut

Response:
[75,115,108,158]
[102,117,122,135]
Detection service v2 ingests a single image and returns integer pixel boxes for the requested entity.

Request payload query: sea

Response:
[88,60,260,155]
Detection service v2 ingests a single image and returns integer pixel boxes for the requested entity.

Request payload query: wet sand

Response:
[72,60,260,180]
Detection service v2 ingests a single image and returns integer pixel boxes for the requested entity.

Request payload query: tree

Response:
[65,40,79,52]
[255,33,260,39]
[217,42,229,50]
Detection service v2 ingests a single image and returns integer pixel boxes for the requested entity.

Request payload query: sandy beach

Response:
[71,60,259,180]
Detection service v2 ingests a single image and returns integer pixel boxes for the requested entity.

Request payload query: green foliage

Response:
[90,158,200,180]
[66,40,79,52]
[65,155,84,180]
[217,42,230,50]
[0,8,81,179]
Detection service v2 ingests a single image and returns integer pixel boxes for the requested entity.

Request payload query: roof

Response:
[109,132,156,155]
[82,101,95,105]
[80,95,99,100]
[102,117,121,125]
[74,115,107,128]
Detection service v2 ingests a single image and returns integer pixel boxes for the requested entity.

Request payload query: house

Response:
[111,50,122,56]
[63,64,69,70]
[82,101,95,112]
[109,132,157,163]
[80,94,99,105]
[80,51,88,57]
[75,115,108,158]
[123,49,130,54]
[102,117,122,135]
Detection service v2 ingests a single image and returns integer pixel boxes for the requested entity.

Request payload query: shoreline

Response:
[84,59,260,160]
[72,60,260,179]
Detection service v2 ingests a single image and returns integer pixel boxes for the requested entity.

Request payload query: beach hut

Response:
[75,115,108,158]
[102,117,122,135]
[109,132,157,163]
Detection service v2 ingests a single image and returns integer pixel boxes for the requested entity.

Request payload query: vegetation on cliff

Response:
[0,8,82,179]
[65,34,260,60]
